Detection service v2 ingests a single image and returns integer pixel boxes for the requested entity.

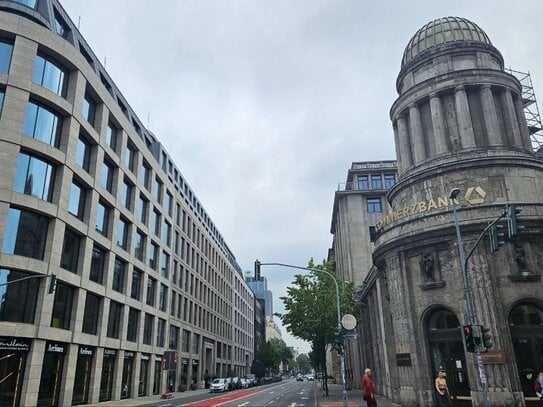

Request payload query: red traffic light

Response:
[464,326,472,335]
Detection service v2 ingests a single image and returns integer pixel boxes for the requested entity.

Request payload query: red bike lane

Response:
[180,388,262,407]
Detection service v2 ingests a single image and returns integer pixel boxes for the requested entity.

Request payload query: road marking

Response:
[237,403,249,407]
[301,397,309,400]
[160,405,171,407]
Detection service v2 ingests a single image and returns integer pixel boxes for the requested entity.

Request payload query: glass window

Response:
[162,221,171,246]
[125,143,136,172]
[82,292,101,335]
[148,242,158,270]
[131,269,143,300]
[2,208,48,260]
[89,245,105,284]
[32,53,67,96]
[371,175,382,189]
[127,308,140,342]
[165,192,173,216]
[0,268,39,323]
[105,122,117,151]
[152,177,162,203]
[23,101,62,147]
[0,39,13,73]
[121,179,132,210]
[82,92,96,126]
[357,175,369,190]
[51,282,74,329]
[156,318,166,347]
[367,197,382,213]
[143,313,153,345]
[107,301,122,339]
[13,152,54,201]
[192,333,200,353]
[75,136,91,171]
[384,173,396,189]
[136,195,148,225]
[151,209,160,237]
[54,12,68,38]
[11,0,36,8]
[139,161,150,189]
[112,258,125,293]
[159,285,167,312]
[101,161,114,192]
[60,229,81,273]
[117,218,129,249]
[160,252,169,279]
[169,326,179,349]
[146,277,156,306]
[134,231,145,262]
[181,330,190,352]
[95,201,109,236]
[68,180,85,219]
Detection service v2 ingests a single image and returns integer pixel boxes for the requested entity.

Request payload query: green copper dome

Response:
[402,17,492,68]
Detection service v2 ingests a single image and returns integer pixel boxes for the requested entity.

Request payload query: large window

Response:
[152,177,162,203]
[162,221,171,246]
[75,136,91,172]
[143,314,153,345]
[0,39,13,73]
[136,195,148,225]
[156,318,166,347]
[13,152,54,201]
[371,175,382,190]
[127,308,140,342]
[107,301,122,339]
[2,208,48,260]
[367,197,382,213]
[131,269,143,300]
[95,201,110,236]
[125,143,136,172]
[146,277,156,307]
[89,244,106,284]
[121,179,132,210]
[357,175,369,190]
[151,209,160,236]
[117,218,129,249]
[159,284,167,312]
[82,292,101,335]
[139,161,150,190]
[32,53,67,96]
[105,122,117,152]
[101,161,114,192]
[134,230,145,262]
[82,92,96,127]
[384,173,396,189]
[11,0,37,8]
[148,242,158,270]
[23,101,62,147]
[0,269,39,323]
[51,282,74,329]
[112,258,126,293]
[60,229,81,273]
[160,252,169,278]
[68,180,85,219]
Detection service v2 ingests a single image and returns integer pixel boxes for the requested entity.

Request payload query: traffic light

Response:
[508,205,524,237]
[254,260,261,281]
[489,224,506,252]
[463,325,476,353]
[48,274,57,294]
[481,326,493,351]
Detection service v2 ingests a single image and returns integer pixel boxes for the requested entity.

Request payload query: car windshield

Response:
[212,379,224,384]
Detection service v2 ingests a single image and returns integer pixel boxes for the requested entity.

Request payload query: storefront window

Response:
[139,356,149,396]
[37,342,66,406]
[153,357,161,395]
[72,346,94,405]
[121,353,134,399]
[0,337,30,407]
[99,349,116,402]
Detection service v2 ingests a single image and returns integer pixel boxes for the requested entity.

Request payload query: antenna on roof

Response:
[147,112,150,128]
[77,17,81,30]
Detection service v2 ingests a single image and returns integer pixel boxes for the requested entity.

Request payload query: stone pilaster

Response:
[429,93,448,154]
[454,85,476,148]
[480,85,502,146]
[409,104,426,164]
[500,88,523,148]
[396,115,412,172]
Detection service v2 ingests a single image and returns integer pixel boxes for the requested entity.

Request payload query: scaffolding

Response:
[506,68,543,154]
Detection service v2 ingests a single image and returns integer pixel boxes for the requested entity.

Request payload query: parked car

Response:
[306,374,315,381]
[296,374,304,382]
[240,378,250,388]
[245,373,257,387]
[210,378,228,393]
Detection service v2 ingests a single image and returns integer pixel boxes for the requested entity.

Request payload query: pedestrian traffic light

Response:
[48,274,57,294]
[463,325,476,353]
[254,260,261,281]
[481,326,493,351]
[489,224,506,252]
[508,205,524,237]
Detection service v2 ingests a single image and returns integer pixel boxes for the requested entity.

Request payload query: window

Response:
[75,136,91,172]
[120,179,132,210]
[32,53,67,96]
[384,173,396,189]
[0,39,13,73]
[148,242,158,270]
[2,208,48,260]
[136,195,148,225]
[13,152,54,201]
[11,0,36,8]
[367,197,382,213]
[82,92,96,126]
[101,160,114,192]
[369,226,377,242]
[134,231,145,261]
[127,308,140,342]
[159,284,167,312]
[371,175,382,189]
[162,221,171,246]
[53,11,69,38]
[152,177,162,203]
[89,245,106,284]
[117,218,129,249]
[125,143,136,172]
[0,269,39,323]
[139,161,151,189]
[51,282,74,329]
[23,101,62,147]
[105,122,117,151]
[82,292,101,335]
[131,269,143,300]
[169,325,179,349]
[68,180,85,219]
[107,301,122,339]
[146,277,156,306]
[165,192,173,216]
[151,209,160,236]
[95,201,110,236]
[192,333,200,353]
[156,318,166,347]
[357,175,369,190]
[160,252,169,278]
[143,313,153,345]
[60,229,81,273]
[181,330,190,352]
[112,258,126,293]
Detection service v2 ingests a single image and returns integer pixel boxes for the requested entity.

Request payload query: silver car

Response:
[210,378,228,393]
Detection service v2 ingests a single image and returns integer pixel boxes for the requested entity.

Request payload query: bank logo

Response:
[464,186,486,205]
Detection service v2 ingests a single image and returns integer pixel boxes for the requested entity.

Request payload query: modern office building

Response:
[245,274,274,317]
[0,1,254,406]
[329,161,398,388]
[344,16,543,406]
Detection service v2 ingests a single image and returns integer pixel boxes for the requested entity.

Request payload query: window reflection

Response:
[32,53,67,96]
[23,102,62,147]
[0,268,39,323]
[2,208,48,259]
[13,152,54,201]
[0,39,13,73]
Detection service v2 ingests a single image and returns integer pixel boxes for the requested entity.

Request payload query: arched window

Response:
[509,303,543,326]
[428,308,461,330]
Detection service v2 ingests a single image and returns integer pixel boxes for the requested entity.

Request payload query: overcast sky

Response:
[63,0,543,354]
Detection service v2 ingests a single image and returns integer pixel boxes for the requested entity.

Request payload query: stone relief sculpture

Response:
[420,253,435,282]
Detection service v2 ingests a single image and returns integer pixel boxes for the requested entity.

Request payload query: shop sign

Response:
[482,350,506,365]
[103,349,117,358]
[181,358,189,365]
[396,353,412,367]
[79,346,94,357]
[192,359,199,365]
[0,337,31,352]
[162,351,179,370]
[141,353,150,361]
[46,342,66,354]
[124,351,135,359]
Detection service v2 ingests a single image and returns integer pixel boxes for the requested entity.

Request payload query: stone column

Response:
[409,104,426,164]
[58,343,78,406]
[88,347,103,404]
[454,86,476,148]
[513,96,533,151]
[19,340,46,407]
[392,123,403,174]
[396,115,412,171]
[429,93,448,154]
[480,85,502,146]
[500,88,523,148]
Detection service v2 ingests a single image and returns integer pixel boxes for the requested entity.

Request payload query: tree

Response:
[296,354,311,374]
[276,259,359,395]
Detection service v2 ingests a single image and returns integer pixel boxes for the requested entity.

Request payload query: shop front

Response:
[139,354,150,396]
[0,337,30,407]
[37,341,67,407]
[72,345,95,405]
[121,351,134,399]
[99,349,117,402]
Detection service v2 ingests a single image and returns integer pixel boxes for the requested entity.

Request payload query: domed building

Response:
[348,17,543,406]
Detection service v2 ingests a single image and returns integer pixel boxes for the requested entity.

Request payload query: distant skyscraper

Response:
[245,275,274,317]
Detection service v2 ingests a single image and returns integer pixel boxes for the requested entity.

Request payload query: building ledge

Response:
[420,281,445,290]
[508,273,541,283]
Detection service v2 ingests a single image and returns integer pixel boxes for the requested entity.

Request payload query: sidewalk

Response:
[81,388,210,406]
[317,383,401,407]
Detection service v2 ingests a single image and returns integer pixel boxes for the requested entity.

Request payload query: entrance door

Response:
[426,308,471,399]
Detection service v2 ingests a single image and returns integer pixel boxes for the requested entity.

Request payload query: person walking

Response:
[435,371,452,407]
[535,370,543,406]
[362,368,377,407]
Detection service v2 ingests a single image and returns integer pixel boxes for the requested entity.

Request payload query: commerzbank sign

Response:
[375,186,487,231]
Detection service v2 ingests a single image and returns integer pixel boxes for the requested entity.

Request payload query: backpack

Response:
[535,379,542,394]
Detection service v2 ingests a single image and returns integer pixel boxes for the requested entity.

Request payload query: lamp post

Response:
[449,188,489,407]
[256,262,348,407]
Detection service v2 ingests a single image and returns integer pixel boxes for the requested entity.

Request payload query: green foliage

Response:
[253,338,291,373]
[296,353,311,373]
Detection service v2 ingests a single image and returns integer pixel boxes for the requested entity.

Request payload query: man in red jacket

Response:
[362,368,377,407]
